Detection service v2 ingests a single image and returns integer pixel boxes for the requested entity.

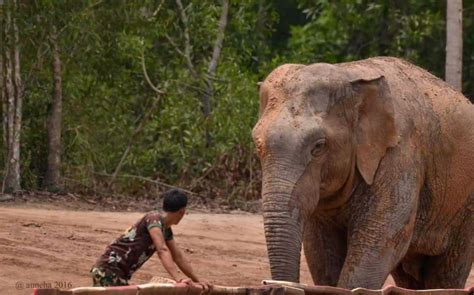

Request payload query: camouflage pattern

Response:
[91,212,173,282]
[90,267,128,287]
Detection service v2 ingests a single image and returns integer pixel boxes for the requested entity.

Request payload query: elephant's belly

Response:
[409,179,473,256]
[409,225,450,256]
[409,196,472,256]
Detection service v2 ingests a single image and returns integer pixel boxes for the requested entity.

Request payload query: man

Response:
[90,189,208,289]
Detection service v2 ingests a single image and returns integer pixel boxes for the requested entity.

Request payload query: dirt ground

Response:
[0,205,472,295]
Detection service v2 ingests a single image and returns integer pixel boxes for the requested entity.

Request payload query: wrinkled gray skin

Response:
[252,57,474,289]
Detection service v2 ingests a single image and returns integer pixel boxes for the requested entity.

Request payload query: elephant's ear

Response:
[351,76,398,185]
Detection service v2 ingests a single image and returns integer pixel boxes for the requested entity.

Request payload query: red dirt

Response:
[0,205,472,295]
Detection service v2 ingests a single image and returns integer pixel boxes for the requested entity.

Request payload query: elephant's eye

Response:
[311,139,326,156]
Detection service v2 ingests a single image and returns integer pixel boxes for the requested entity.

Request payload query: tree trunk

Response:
[202,0,229,118]
[45,26,63,191]
[3,0,22,193]
[3,0,15,172]
[201,0,229,146]
[11,0,23,192]
[445,0,463,91]
[0,25,5,165]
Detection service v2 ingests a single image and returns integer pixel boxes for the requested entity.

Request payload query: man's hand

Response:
[176,278,212,293]
[177,278,193,285]
[196,280,212,293]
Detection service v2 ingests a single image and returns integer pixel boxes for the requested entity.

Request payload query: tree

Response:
[201,0,229,118]
[3,0,472,204]
[0,5,4,167]
[445,0,463,91]
[166,0,229,146]
[1,0,23,193]
[44,25,63,191]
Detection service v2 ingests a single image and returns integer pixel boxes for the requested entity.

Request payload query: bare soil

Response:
[0,204,472,295]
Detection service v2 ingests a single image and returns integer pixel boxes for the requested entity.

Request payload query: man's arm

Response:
[148,227,182,282]
[166,239,199,282]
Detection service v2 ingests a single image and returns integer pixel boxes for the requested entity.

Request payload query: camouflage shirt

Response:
[93,211,173,280]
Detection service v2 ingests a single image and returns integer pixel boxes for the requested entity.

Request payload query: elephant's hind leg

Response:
[303,218,347,286]
[424,203,473,288]
[390,255,427,289]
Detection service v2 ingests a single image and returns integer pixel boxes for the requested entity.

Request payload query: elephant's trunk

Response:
[262,170,303,282]
[264,208,302,282]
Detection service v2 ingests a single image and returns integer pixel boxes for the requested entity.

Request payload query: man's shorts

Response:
[90,267,128,287]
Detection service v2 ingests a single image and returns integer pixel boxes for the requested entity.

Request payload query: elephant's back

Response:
[340,56,473,146]
[340,56,471,107]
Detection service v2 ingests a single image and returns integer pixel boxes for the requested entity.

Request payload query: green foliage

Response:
[2,0,473,205]
[287,1,445,69]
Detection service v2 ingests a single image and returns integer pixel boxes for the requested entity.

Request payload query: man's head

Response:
[162,189,188,225]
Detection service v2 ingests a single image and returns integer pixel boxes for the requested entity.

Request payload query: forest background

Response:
[0,0,472,210]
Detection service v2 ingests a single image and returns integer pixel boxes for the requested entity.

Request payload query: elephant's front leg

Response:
[303,217,346,286]
[338,170,421,289]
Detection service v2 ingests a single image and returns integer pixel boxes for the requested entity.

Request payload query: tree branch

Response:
[141,49,165,95]
[164,33,186,58]
[58,0,104,37]
[151,0,166,18]
[207,0,229,78]
[25,34,48,85]
[95,172,202,198]
[108,94,162,188]
[175,0,198,78]
[109,46,166,187]
[201,0,229,117]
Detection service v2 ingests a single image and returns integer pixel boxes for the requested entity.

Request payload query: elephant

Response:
[252,57,474,290]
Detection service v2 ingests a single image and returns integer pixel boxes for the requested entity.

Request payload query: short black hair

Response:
[162,189,188,212]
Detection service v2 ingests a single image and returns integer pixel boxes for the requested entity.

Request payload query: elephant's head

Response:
[252,63,398,282]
